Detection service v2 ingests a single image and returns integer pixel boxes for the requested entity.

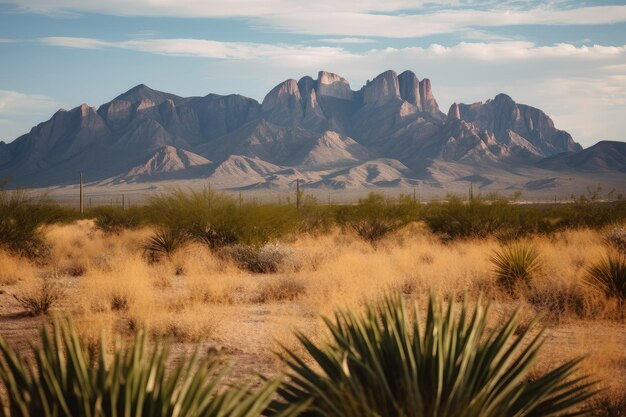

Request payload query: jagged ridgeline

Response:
[0,70,623,189]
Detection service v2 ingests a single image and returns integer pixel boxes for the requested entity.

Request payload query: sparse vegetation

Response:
[12,275,63,316]
[0,187,625,413]
[272,294,595,417]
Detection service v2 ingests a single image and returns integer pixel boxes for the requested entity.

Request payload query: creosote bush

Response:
[221,243,292,273]
[490,241,543,293]
[271,293,595,417]
[584,253,626,302]
[0,320,305,417]
[336,192,417,243]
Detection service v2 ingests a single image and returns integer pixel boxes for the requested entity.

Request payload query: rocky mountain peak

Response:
[316,71,354,100]
[447,103,461,120]
[398,70,422,110]
[418,78,440,114]
[362,70,401,106]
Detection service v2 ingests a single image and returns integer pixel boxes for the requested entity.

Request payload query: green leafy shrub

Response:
[336,193,416,243]
[91,206,143,234]
[584,253,626,301]
[490,241,543,293]
[271,294,595,417]
[0,320,304,417]
[0,187,75,259]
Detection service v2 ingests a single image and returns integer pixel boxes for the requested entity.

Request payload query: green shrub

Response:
[91,206,142,234]
[584,254,626,301]
[271,294,595,417]
[145,188,299,249]
[336,193,416,243]
[490,241,542,293]
[0,187,75,259]
[0,320,304,417]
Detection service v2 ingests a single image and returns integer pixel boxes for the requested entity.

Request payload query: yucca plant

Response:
[271,294,595,417]
[584,253,626,301]
[490,241,542,293]
[144,226,190,260]
[0,319,304,417]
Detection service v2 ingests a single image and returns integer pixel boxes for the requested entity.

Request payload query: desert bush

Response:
[144,227,191,261]
[255,276,307,303]
[584,253,626,302]
[271,293,595,417]
[221,243,292,273]
[91,206,143,234]
[146,188,299,249]
[0,319,304,417]
[13,275,63,316]
[490,241,542,293]
[336,193,416,243]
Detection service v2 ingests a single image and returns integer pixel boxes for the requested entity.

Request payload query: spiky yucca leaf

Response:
[144,227,190,260]
[0,320,303,417]
[272,294,595,417]
[491,241,542,292]
[584,253,626,301]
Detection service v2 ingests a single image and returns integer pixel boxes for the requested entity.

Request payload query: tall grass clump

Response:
[272,294,595,417]
[490,241,542,293]
[584,253,626,302]
[336,192,417,243]
[0,319,304,417]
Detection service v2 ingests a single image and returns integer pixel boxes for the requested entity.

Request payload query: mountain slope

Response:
[537,141,626,172]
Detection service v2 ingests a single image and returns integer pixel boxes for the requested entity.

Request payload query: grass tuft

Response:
[490,241,542,293]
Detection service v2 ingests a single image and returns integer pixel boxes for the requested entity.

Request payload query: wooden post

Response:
[413,187,417,203]
[296,179,301,210]
[79,173,84,214]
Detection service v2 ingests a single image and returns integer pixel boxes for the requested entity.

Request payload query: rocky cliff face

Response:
[456,94,581,156]
[0,70,600,189]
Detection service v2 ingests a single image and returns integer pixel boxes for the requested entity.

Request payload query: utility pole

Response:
[122,194,125,210]
[296,178,301,210]
[469,183,474,201]
[413,187,417,203]
[79,173,84,214]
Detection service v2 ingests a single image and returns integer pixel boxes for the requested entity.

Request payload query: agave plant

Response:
[0,319,304,417]
[584,253,626,301]
[272,294,595,417]
[490,241,542,293]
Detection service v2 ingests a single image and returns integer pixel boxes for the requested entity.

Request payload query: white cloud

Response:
[6,1,626,38]
[40,37,351,61]
[0,90,57,112]
[316,38,376,44]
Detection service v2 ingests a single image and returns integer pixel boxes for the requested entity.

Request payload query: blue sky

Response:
[1,0,625,148]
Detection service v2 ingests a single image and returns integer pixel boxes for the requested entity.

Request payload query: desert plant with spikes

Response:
[490,241,543,293]
[271,293,596,417]
[584,253,626,302]
[0,319,304,417]
[144,226,191,261]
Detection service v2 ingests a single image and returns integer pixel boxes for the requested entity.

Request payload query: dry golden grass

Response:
[0,220,624,411]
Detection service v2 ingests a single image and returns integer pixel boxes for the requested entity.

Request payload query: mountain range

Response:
[0,70,624,192]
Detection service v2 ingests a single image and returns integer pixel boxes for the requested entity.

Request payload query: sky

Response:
[0,0,625,148]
